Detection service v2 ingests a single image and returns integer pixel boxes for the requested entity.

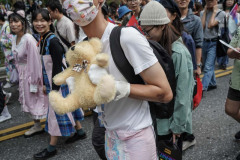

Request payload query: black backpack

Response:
[110,26,176,121]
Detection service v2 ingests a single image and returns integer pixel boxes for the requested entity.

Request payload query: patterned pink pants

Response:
[105,126,158,160]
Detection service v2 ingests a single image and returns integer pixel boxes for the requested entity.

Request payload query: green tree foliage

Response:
[0,0,7,5]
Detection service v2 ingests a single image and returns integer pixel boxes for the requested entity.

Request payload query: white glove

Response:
[88,64,130,101]
[88,64,108,85]
[114,81,130,101]
[30,84,38,93]
[66,76,75,92]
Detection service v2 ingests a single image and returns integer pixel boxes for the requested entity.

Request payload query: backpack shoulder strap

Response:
[44,34,67,69]
[110,26,144,84]
[45,34,57,53]
[215,10,222,18]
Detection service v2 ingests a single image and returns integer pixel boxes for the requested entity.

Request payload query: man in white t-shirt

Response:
[63,0,173,159]
[47,0,75,52]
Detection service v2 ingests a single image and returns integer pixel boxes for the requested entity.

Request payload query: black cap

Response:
[160,0,181,17]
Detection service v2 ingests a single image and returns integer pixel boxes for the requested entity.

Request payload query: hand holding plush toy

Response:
[88,65,131,101]
[49,38,116,115]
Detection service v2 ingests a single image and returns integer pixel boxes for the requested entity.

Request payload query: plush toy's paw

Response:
[95,53,109,68]
[94,75,116,105]
[88,64,108,85]
[53,74,65,86]
[66,76,75,92]
[49,91,65,114]
[49,91,80,115]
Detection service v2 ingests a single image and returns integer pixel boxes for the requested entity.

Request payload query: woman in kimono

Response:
[0,13,13,122]
[8,10,48,137]
[0,13,15,89]
[32,9,86,159]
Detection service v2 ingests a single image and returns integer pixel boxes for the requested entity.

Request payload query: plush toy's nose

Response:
[71,46,75,51]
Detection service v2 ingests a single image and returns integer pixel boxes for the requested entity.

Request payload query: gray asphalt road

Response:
[0,73,239,160]
[183,75,239,160]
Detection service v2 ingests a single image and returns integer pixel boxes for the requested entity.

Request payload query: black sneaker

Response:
[207,85,217,91]
[34,148,57,160]
[222,65,227,70]
[235,131,240,140]
[65,132,87,144]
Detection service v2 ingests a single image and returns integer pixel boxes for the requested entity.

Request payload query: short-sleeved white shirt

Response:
[101,23,158,131]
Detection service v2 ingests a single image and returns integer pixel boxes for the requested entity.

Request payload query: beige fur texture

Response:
[49,38,116,115]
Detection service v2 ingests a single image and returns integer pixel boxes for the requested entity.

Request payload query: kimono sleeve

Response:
[0,26,13,49]
[26,35,42,92]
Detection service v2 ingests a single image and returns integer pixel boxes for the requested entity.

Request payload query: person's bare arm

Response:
[208,5,219,29]
[129,62,173,103]
[227,48,240,59]
[195,48,202,75]
[201,6,207,29]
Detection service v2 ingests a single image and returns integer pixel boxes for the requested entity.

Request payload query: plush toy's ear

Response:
[89,38,102,53]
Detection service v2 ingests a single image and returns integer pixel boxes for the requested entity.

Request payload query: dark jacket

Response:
[181,9,203,48]
[182,31,197,70]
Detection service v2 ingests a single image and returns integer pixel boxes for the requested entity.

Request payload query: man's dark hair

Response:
[102,2,109,16]
[194,2,203,13]
[109,2,118,10]
[46,0,63,13]
[13,1,26,11]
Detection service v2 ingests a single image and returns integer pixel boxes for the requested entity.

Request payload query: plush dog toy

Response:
[49,38,116,115]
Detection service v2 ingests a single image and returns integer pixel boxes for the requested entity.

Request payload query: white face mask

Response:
[63,0,101,26]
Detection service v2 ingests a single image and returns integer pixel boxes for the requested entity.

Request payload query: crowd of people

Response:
[0,0,239,160]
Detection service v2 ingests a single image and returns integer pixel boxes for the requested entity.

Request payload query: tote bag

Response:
[216,16,231,57]
[158,138,182,160]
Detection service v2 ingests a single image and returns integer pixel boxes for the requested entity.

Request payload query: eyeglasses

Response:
[142,26,155,37]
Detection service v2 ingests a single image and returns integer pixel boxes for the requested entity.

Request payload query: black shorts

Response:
[227,87,240,101]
